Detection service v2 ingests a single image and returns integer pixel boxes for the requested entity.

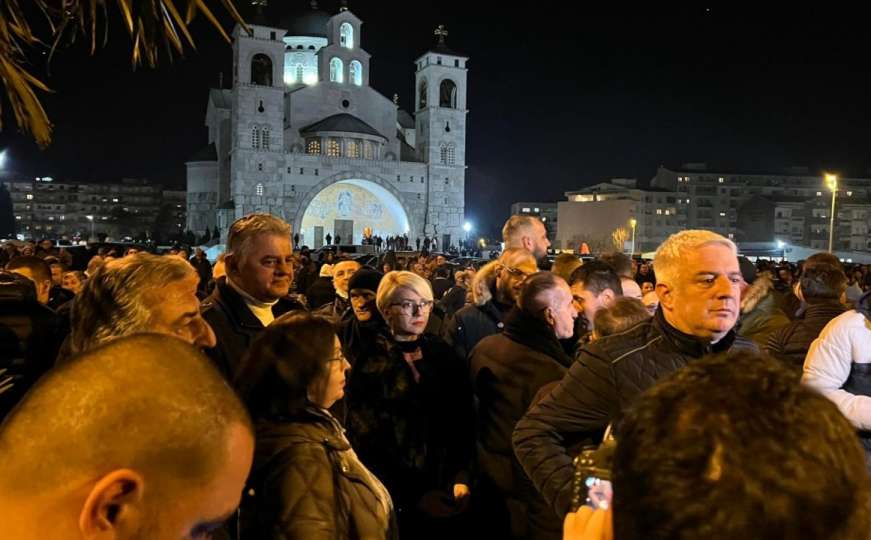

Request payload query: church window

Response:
[262,126,270,150]
[418,194,421,199]
[308,45,315,50]
[418,79,428,109]
[300,168,304,174]
[364,141,374,160]
[397,175,401,182]
[326,138,341,157]
[306,138,321,155]
[455,59,460,67]
[296,45,304,50]
[421,177,425,183]
[256,183,264,196]
[440,144,448,165]
[350,60,363,86]
[258,163,263,171]
[446,143,456,165]
[251,127,261,149]
[315,169,319,176]
[437,57,442,65]
[340,23,354,49]
[347,139,361,159]
[330,58,344,83]
[270,32,276,41]
[251,54,273,86]
[440,79,457,108]
[287,167,292,173]
[296,64,304,83]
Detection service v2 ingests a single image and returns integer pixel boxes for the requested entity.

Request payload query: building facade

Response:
[186,4,468,250]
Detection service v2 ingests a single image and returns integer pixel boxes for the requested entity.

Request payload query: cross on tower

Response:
[434,25,448,43]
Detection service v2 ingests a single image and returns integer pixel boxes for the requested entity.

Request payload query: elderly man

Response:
[443,248,538,362]
[0,335,254,540]
[470,272,577,539]
[502,215,551,263]
[514,230,755,518]
[315,258,361,320]
[202,213,301,381]
[66,253,216,360]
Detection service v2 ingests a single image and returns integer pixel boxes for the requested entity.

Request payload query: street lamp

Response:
[85,214,95,242]
[776,240,786,261]
[825,173,838,253]
[629,217,637,255]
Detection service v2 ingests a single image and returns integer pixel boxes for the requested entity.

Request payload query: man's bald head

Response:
[0,335,252,495]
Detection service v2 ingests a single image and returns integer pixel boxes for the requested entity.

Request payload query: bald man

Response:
[0,335,254,539]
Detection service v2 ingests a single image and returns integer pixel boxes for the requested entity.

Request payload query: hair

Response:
[800,262,847,303]
[227,213,292,261]
[70,253,196,355]
[804,252,843,271]
[518,272,565,315]
[551,253,583,282]
[235,312,336,420]
[376,270,433,316]
[593,297,651,338]
[613,351,871,540]
[0,335,252,495]
[598,252,633,278]
[86,255,105,276]
[6,256,51,285]
[568,259,624,296]
[502,215,543,248]
[654,230,737,286]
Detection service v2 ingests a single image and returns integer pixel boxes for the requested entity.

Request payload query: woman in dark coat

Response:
[345,271,476,538]
[235,312,396,540]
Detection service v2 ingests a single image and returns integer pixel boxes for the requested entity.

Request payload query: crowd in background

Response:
[2,214,871,540]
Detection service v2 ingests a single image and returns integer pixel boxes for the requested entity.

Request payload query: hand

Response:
[563,507,613,540]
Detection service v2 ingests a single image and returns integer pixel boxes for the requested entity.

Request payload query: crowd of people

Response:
[2,212,871,540]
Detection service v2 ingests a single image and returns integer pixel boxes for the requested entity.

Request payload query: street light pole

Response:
[86,215,95,242]
[629,218,637,255]
[825,174,838,253]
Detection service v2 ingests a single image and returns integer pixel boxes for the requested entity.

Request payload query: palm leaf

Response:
[0,0,248,146]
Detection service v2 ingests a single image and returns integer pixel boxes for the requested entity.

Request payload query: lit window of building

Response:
[718,177,724,183]
[326,138,341,157]
[656,209,663,215]
[306,138,321,155]
[256,183,264,196]
[522,207,530,213]
[817,192,822,196]
[25,194,33,200]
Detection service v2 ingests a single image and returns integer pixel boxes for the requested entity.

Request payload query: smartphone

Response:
[584,476,613,510]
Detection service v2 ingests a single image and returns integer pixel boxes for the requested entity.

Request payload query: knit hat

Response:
[348,267,384,293]
[738,256,757,285]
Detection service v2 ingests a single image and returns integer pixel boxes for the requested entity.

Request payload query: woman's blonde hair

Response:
[376,271,433,316]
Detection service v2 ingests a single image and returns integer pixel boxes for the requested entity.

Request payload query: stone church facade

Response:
[186,4,468,249]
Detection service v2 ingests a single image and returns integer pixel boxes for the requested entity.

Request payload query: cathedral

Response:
[186,2,468,249]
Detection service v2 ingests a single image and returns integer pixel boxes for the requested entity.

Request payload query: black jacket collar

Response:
[653,307,738,358]
[503,307,574,368]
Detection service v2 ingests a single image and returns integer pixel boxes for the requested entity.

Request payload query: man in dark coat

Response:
[513,230,757,519]
[443,248,537,363]
[189,247,213,294]
[766,261,847,376]
[202,214,303,382]
[470,273,577,540]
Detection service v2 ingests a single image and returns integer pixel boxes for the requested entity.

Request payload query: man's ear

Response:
[543,306,556,328]
[656,283,673,310]
[224,253,239,276]
[79,469,146,538]
[601,289,616,307]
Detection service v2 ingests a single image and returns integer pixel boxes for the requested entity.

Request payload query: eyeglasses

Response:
[501,265,533,280]
[390,299,434,315]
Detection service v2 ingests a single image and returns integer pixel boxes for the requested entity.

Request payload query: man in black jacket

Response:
[470,272,576,540]
[189,247,213,295]
[202,214,302,382]
[513,230,756,518]
[443,248,537,362]
[766,261,847,376]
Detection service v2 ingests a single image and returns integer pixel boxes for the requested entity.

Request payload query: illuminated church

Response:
[186,1,468,248]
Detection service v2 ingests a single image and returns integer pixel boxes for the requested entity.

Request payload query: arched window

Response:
[262,126,270,150]
[251,127,261,149]
[340,23,354,49]
[296,45,304,50]
[255,183,264,196]
[446,143,456,165]
[296,64,304,83]
[306,138,321,155]
[326,138,341,157]
[364,141,375,160]
[330,58,344,83]
[418,79,428,109]
[440,143,448,165]
[440,79,457,108]
[350,60,363,86]
[251,54,273,86]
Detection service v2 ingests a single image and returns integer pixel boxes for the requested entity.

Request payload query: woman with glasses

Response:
[235,312,397,539]
[346,271,475,538]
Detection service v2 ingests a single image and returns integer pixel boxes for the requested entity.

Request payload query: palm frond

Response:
[0,0,248,146]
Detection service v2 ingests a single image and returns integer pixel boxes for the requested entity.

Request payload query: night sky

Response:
[0,3,869,236]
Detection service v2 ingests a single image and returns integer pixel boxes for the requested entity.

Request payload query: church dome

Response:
[279,1,330,38]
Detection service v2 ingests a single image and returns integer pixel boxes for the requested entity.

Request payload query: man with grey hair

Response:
[67,253,216,358]
[202,213,302,381]
[502,215,551,263]
[513,229,756,519]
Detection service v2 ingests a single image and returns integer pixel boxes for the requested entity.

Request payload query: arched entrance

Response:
[299,178,411,246]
